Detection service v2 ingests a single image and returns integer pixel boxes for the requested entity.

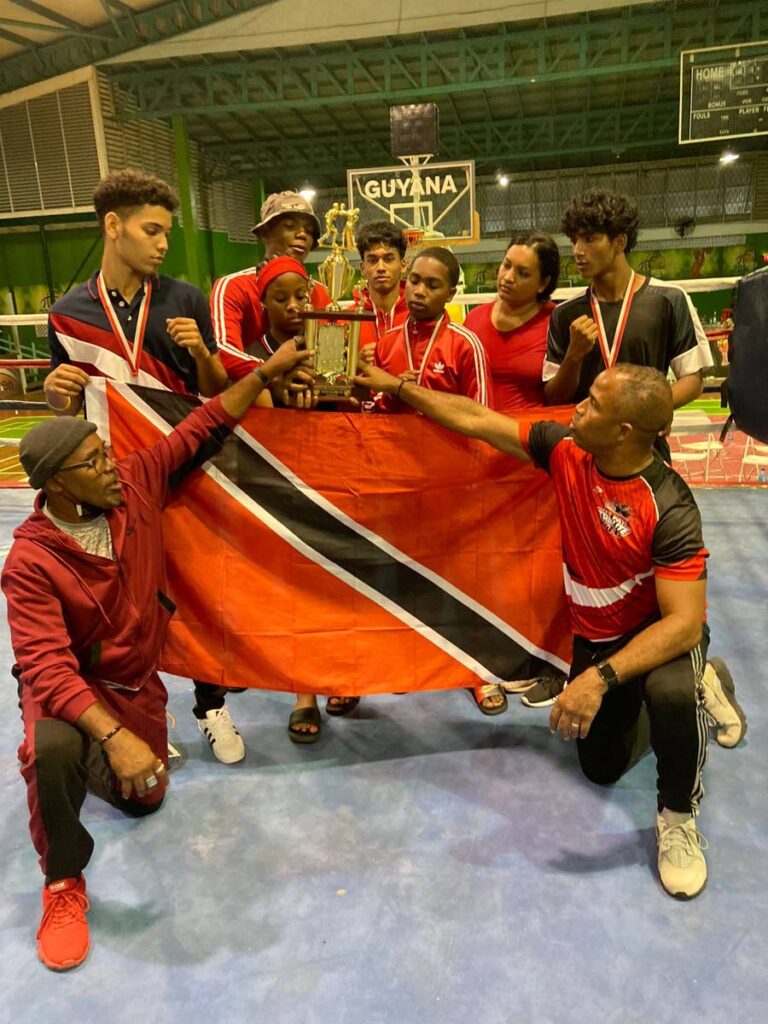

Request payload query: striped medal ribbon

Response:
[589,269,637,369]
[405,312,446,385]
[376,302,399,338]
[97,272,152,377]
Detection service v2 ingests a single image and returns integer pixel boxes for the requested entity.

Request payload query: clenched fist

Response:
[567,315,600,360]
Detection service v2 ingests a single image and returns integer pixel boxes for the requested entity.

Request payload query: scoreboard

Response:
[679,41,768,144]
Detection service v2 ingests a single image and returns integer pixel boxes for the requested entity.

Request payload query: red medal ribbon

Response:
[589,269,637,369]
[405,313,446,385]
[97,272,152,378]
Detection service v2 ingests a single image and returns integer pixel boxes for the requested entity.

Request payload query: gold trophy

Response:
[299,203,374,400]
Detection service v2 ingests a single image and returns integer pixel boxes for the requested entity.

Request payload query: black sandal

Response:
[325,696,361,718]
[288,706,322,743]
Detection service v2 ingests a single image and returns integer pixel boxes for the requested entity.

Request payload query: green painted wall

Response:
[0,218,260,314]
[162,222,261,292]
[461,232,768,323]
[0,224,101,313]
[464,232,768,289]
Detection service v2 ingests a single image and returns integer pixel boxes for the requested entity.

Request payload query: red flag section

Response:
[89,381,572,695]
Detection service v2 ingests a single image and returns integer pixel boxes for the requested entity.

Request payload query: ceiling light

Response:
[498,174,510,187]
[719,151,739,165]
[299,186,317,201]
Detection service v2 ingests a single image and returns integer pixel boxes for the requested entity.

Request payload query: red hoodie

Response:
[2,395,237,732]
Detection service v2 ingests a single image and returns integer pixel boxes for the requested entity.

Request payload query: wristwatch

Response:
[595,660,620,690]
[253,367,270,387]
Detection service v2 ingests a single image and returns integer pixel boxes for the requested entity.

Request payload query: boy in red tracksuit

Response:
[359,246,495,719]
[374,246,492,411]
[2,341,310,972]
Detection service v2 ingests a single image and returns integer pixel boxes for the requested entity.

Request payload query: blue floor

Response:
[0,488,766,1024]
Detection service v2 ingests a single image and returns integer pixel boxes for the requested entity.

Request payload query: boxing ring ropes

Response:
[0,312,52,486]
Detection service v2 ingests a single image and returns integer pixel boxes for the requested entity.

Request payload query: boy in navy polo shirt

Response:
[43,169,252,765]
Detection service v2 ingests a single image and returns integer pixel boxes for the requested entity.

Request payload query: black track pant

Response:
[572,625,710,814]
[193,681,229,717]
[26,719,164,883]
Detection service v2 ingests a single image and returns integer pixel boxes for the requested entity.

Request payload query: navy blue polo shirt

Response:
[48,272,217,394]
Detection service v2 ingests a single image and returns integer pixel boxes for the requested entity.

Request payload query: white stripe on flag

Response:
[93,381,568,678]
[232,424,568,672]
[56,333,171,390]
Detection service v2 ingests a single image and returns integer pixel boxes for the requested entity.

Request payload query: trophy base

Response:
[314,380,355,401]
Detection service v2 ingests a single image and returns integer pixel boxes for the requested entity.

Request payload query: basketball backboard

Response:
[347,159,478,246]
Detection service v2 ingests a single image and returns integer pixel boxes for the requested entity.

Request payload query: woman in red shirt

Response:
[464,232,560,412]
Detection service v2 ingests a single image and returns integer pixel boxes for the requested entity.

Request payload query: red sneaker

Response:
[37,876,90,971]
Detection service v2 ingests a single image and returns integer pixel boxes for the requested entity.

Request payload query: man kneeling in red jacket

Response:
[2,341,310,972]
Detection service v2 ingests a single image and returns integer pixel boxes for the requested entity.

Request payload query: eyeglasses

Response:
[57,445,115,476]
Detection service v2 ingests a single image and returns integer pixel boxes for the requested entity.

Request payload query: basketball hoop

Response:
[36,294,57,338]
[348,160,477,247]
[404,228,424,253]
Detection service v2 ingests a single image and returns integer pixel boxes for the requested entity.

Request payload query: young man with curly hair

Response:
[543,189,712,417]
[42,168,250,765]
[525,190,720,711]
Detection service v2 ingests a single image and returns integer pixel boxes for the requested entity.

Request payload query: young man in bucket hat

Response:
[211,190,331,380]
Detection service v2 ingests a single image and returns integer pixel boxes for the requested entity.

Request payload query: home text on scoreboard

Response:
[679,41,768,145]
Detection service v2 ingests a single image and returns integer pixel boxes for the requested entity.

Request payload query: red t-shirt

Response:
[374,313,492,411]
[210,267,330,380]
[464,300,554,413]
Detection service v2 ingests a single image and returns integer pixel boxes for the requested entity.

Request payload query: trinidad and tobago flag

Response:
[88,381,572,695]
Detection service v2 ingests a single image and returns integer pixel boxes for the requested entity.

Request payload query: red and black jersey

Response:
[48,273,215,394]
[374,313,492,411]
[543,277,713,394]
[521,422,708,642]
[210,266,330,381]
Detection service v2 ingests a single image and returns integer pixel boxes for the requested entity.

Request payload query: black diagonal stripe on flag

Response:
[132,386,542,681]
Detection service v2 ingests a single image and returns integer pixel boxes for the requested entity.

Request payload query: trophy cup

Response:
[299,203,375,400]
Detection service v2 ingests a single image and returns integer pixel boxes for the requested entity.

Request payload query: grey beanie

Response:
[20,418,97,489]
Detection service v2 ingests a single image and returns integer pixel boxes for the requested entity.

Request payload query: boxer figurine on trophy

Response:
[299,203,373,400]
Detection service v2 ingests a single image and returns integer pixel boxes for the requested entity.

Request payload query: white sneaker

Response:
[196,707,245,764]
[500,678,538,694]
[656,813,708,899]
[700,658,747,748]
